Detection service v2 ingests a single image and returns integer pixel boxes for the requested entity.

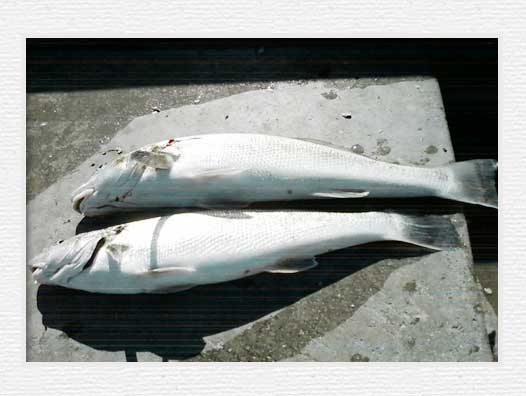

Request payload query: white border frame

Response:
[2,1,520,395]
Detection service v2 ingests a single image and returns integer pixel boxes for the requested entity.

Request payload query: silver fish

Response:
[71,134,497,216]
[29,211,460,294]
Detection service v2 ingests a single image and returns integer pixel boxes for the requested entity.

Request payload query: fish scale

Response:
[71,134,497,216]
[30,210,461,294]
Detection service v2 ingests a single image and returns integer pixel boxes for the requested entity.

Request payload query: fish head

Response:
[71,153,148,216]
[29,231,108,287]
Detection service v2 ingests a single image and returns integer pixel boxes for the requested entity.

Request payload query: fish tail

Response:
[439,159,498,208]
[390,214,461,250]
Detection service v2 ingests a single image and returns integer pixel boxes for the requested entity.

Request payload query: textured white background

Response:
[1,0,520,394]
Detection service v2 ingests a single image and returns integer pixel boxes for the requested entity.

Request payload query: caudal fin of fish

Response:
[440,159,498,208]
[393,214,461,250]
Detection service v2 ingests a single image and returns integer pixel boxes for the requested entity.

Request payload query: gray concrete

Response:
[26,78,496,361]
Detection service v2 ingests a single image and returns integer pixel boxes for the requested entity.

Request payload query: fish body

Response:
[30,210,459,294]
[71,134,497,216]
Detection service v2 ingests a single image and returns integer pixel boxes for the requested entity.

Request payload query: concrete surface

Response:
[26,78,497,361]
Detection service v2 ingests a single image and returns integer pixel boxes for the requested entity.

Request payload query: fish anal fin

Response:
[144,267,196,276]
[312,189,370,199]
[266,257,318,274]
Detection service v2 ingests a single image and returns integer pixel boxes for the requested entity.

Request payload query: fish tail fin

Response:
[439,159,498,208]
[390,214,461,250]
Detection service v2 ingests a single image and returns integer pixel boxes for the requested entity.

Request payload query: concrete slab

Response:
[26,78,496,361]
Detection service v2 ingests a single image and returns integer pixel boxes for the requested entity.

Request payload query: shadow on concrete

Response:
[37,198,459,361]
[37,242,429,361]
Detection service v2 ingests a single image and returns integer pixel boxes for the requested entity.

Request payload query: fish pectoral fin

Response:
[312,189,370,198]
[266,257,318,274]
[151,284,196,294]
[130,150,179,169]
[105,243,129,261]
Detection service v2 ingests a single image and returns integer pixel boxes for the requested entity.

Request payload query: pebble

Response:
[351,144,364,154]
[39,122,48,127]
[194,98,201,104]
[341,113,352,119]
[376,145,391,156]
[151,106,160,113]
[425,145,438,155]
[483,287,493,295]
[351,303,355,308]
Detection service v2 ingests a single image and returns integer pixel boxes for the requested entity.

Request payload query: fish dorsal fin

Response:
[294,137,354,152]
[130,150,179,169]
[266,257,318,274]
[312,189,370,199]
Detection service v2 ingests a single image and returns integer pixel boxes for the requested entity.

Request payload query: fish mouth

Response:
[28,259,44,280]
[72,188,95,214]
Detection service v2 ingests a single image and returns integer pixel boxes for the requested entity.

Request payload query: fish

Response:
[29,210,460,294]
[71,134,498,217]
